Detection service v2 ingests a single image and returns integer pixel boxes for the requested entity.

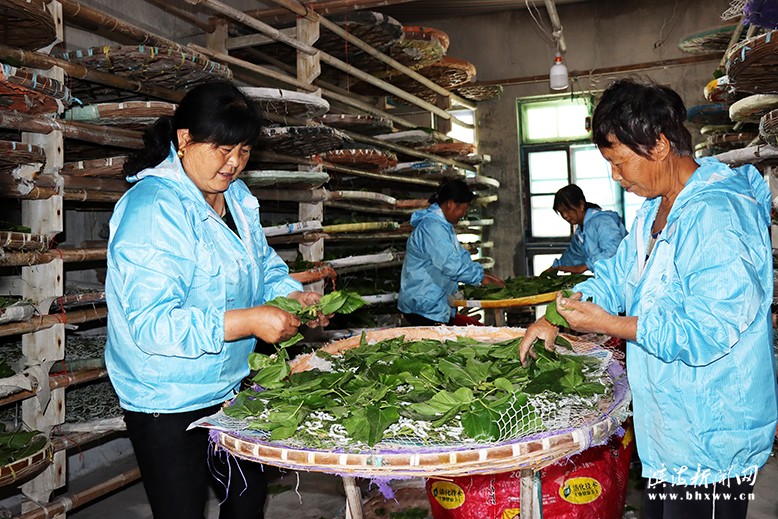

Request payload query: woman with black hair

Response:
[548,183,627,274]
[398,179,503,325]
[105,81,326,519]
[520,79,776,519]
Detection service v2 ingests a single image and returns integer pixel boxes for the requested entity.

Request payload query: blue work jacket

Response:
[105,146,302,413]
[577,157,778,482]
[553,208,627,271]
[398,204,484,323]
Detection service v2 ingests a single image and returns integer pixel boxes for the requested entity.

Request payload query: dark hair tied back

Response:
[123,81,263,176]
[428,179,475,205]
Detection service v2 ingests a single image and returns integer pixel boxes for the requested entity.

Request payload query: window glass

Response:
[528,150,568,194]
[531,195,570,237]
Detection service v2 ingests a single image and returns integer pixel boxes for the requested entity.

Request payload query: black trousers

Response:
[124,405,267,519]
[402,312,452,326]
[642,476,756,519]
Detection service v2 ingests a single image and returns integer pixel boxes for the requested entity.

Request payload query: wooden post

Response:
[296,16,325,294]
[20,3,66,514]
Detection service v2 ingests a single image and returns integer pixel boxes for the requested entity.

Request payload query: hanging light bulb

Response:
[549,51,568,90]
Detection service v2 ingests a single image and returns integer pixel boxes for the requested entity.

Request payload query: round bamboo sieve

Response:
[215,326,630,477]
[0,438,52,487]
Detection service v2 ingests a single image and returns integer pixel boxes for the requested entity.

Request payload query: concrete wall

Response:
[410,0,732,277]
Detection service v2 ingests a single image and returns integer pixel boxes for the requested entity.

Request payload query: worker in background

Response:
[547,183,627,274]
[105,82,327,519]
[398,179,503,326]
[519,79,777,519]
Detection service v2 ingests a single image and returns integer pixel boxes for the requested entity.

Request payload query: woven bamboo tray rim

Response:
[0,64,70,114]
[727,31,778,94]
[454,84,503,102]
[419,142,476,158]
[0,231,49,251]
[64,101,177,128]
[240,87,330,119]
[253,10,402,65]
[729,94,778,123]
[241,170,330,188]
[217,327,629,477]
[257,125,346,156]
[452,291,557,309]
[0,140,45,169]
[316,148,398,169]
[0,0,56,51]
[56,45,231,103]
[708,131,759,145]
[686,103,731,125]
[61,156,127,177]
[760,108,778,145]
[318,114,394,135]
[678,24,740,54]
[0,439,52,487]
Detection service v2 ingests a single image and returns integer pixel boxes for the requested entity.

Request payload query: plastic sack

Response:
[426,426,633,519]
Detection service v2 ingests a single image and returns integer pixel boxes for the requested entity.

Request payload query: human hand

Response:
[518,317,558,367]
[555,291,610,334]
[482,273,505,287]
[287,290,331,328]
[539,266,557,278]
[248,305,302,344]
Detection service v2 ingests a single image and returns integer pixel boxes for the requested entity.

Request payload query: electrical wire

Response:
[525,0,556,44]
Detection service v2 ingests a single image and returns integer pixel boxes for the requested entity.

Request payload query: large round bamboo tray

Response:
[454,84,503,102]
[419,142,476,160]
[727,31,778,95]
[215,326,630,477]
[377,26,450,77]
[0,0,57,51]
[0,140,45,172]
[241,87,330,120]
[678,24,740,54]
[318,114,393,136]
[61,155,127,178]
[63,101,177,129]
[452,291,557,309]
[351,56,476,102]
[729,94,778,122]
[55,45,232,104]
[759,108,778,146]
[0,438,52,487]
[257,125,347,156]
[315,148,398,171]
[241,170,330,189]
[336,25,449,83]
[0,63,70,114]
[708,131,759,148]
[686,103,731,125]
[250,10,402,67]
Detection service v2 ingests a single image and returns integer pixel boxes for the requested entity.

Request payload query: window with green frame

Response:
[518,95,643,274]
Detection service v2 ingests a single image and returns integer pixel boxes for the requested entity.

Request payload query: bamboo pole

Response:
[185,0,315,55]
[0,247,106,267]
[185,0,467,126]
[476,53,722,87]
[58,0,183,50]
[17,467,142,519]
[0,369,108,409]
[0,112,143,148]
[254,151,441,187]
[0,307,107,338]
[266,0,476,111]
[0,44,184,103]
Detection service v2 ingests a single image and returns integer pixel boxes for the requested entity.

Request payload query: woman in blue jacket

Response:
[106,82,325,519]
[519,79,777,519]
[550,184,627,274]
[398,180,502,325]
